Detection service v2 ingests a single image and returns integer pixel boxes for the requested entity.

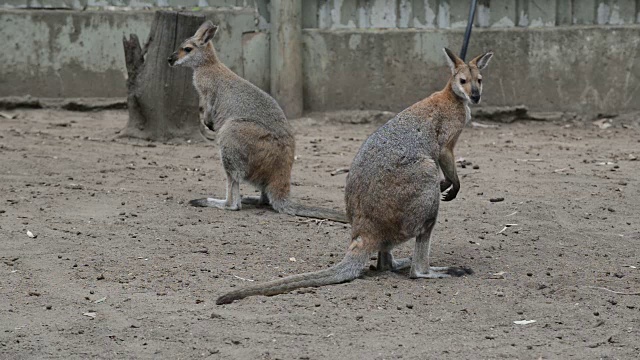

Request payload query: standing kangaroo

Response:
[216,48,494,305]
[168,21,346,223]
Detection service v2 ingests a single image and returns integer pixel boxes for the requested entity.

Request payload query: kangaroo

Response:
[168,21,347,223]
[216,48,493,305]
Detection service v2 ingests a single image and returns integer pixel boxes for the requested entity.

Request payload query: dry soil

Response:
[0,109,639,359]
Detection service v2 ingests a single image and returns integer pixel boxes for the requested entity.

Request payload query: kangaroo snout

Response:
[167,53,177,67]
[470,87,481,104]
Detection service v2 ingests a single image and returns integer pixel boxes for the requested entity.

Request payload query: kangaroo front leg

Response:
[410,221,472,278]
[439,147,460,201]
[439,167,452,193]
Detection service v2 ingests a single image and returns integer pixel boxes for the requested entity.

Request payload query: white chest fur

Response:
[464,103,471,125]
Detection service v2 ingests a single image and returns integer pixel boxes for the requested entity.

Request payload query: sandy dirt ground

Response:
[0,109,639,359]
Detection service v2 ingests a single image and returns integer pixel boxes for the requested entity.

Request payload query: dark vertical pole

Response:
[460,0,479,61]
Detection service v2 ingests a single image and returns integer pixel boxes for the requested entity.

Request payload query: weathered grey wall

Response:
[302,26,640,114]
[0,8,269,98]
[2,1,640,114]
[302,0,640,28]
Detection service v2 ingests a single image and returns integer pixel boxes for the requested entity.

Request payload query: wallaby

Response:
[168,21,347,223]
[216,48,493,305]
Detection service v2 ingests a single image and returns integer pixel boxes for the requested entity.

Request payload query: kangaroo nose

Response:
[470,94,480,103]
[167,56,174,65]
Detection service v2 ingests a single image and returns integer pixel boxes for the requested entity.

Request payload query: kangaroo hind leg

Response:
[241,191,270,206]
[376,251,411,272]
[409,220,472,278]
[189,172,241,210]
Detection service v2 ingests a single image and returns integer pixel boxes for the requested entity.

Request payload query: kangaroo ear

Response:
[195,21,218,44]
[443,48,464,75]
[470,51,494,70]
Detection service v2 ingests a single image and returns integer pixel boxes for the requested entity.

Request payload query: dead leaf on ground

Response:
[593,119,612,129]
[83,312,96,319]
[0,112,17,119]
[330,167,349,176]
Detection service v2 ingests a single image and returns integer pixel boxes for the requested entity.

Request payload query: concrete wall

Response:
[2,1,640,114]
[0,0,264,9]
[303,0,640,28]
[0,8,270,98]
[302,26,640,114]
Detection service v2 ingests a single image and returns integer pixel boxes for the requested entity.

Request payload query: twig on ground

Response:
[330,168,349,176]
[471,121,499,129]
[586,286,640,295]
[233,275,255,282]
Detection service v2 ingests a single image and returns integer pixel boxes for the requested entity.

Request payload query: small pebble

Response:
[489,197,504,203]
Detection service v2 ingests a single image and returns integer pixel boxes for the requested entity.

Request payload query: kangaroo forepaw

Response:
[441,187,459,202]
[440,180,452,193]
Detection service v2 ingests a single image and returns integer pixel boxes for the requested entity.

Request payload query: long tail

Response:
[272,199,349,223]
[216,252,368,305]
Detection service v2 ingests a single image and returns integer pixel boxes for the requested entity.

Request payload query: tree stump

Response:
[120,11,210,142]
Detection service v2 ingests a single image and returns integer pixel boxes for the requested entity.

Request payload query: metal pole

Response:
[460,0,479,61]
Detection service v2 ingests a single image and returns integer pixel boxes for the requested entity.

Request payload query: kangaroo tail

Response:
[271,198,349,223]
[216,251,368,305]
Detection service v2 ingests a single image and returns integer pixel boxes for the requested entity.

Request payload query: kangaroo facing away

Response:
[216,48,494,305]
[168,21,347,223]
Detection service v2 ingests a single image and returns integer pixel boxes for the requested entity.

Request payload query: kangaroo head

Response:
[443,48,493,104]
[168,21,218,68]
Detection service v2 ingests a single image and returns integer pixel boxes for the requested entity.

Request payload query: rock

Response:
[472,105,529,123]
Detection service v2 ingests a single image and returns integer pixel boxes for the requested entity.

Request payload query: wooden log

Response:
[120,11,209,142]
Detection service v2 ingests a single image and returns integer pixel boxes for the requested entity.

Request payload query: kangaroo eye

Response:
[460,79,467,85]
[184,47,192,53]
